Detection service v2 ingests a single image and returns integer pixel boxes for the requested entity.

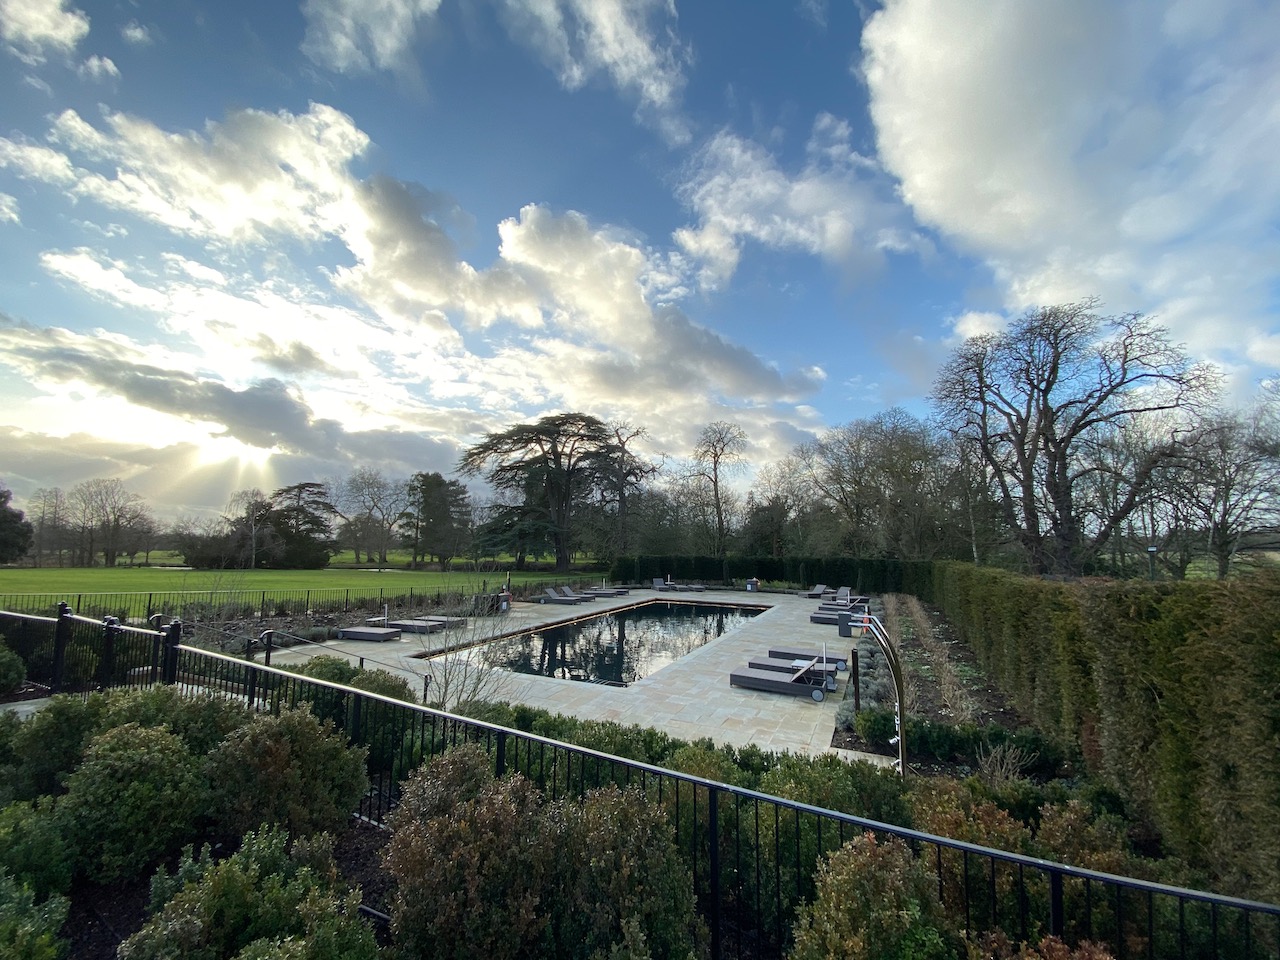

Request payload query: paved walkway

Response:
[4,588,890,766]
[263,587,889,766]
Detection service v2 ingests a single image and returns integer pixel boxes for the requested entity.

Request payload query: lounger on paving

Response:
[747,655,838,690]
[730,659,829,702]
[767,646,849,671]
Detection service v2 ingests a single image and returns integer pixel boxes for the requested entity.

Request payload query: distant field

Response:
[0,566,551,598]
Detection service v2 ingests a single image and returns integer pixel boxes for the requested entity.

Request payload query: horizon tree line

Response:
[3,302,1277,578]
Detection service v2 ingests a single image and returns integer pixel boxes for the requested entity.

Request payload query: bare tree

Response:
[691,421,748,558]
[68,478,149,567]
[337,468,409,564]
[27,486,69,567]
[1173,406,1280,578]
[931,300,1216,575]
[227,488,270,569]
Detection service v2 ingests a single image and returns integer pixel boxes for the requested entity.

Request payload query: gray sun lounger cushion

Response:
[423,615,467,628]
[767,646,849,671]
[337,626,402,641]
[558,586,598,601]
[541,588,580,604]
[386,618,445,634]
[809,611,840,625]
[652,578,678,591]
[729,664,828,702]
[747,656,838,690]
[802,584,829,598]
[582,586,627,597]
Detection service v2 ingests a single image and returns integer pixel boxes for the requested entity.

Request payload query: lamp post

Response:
[1147,545,1158,581]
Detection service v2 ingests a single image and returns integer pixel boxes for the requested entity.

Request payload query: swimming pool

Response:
[476,600,764,685]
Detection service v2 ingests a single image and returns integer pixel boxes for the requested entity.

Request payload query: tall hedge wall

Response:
[610,555,1280,901]
[608,554,935,597]
[929,562,1280,903]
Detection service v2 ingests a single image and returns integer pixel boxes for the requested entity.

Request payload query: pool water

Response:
[479,600,763,685]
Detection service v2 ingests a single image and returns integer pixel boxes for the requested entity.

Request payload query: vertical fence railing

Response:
[2,617,1278,960]
[146,645,1279,960]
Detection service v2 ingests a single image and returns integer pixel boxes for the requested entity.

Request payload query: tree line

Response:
[2,301,1277,578]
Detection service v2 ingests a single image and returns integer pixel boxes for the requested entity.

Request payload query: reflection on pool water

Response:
[476,600,764,685]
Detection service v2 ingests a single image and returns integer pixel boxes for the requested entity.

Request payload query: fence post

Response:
[349,692,362,744]
[51,601,72,693]
[99,616,121,689]
[707,784,721,959]
[162,619,182,685]
[261,630,274,667]
[495,730,507,777]
[1049,870,1064,938]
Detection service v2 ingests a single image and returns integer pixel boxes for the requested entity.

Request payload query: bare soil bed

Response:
[830,603,1027,776]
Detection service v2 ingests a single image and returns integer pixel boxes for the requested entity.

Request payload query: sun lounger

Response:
[809,610,840,625]
[541,588,581,604]
[673,582,707,592]
[582,587,628,597]
[729,660,829,702]
[747,655,838,690]
[767,646,849,671]
[386,618,444,634]
[652,578,678,592]
[823,587,870,608]
[337,626,402,641]
[557,586,598,601]
[802,584,829,598]
[423,615,467,629]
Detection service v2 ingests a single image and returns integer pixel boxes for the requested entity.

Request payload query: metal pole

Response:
[51,601,72,693]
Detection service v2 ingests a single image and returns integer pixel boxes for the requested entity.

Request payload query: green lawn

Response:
[0,565,552,597]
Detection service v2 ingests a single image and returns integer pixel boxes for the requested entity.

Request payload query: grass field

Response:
[0,565,561,597]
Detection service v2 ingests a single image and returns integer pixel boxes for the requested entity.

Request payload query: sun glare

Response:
[196,435,277,472]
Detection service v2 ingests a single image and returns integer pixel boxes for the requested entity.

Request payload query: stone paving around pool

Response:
[264,587,891,767]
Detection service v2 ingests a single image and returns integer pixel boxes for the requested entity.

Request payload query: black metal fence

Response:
[2,606,1278,959]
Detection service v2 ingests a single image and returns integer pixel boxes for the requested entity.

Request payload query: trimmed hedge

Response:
[928,562,1280,904]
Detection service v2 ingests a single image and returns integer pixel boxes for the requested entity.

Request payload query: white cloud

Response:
[77,53,118,81]
[0,103,371,245]
[861,0,1280,366]
[301,0,442,73]
[0,0,88,63]
[121,20,151,45]
[301,0,690,141]
[948,310,1005,340]
[498,0,691,142]
[674,114,927,289]
[0,97,825,479]
[0,192,18,223]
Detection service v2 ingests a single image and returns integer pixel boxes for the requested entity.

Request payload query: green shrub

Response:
[0,646,25,695]
[0,800,74,899]
[555,784,705,960]
[288,655,358,686]
[0,869,68,960]
[0,711,19,806]
[385,744,704,960]
[9,693,106,799]
[905,778,1032,939]
[58,723,207,883]
[206,707,368,839]
[385,746,557,960]
[788,832,953,960]
[969,931,1116,959]
[98,686,253,755]
[119,827,378,960]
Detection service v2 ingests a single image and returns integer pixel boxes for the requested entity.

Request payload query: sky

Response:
[1,0,1278,519]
